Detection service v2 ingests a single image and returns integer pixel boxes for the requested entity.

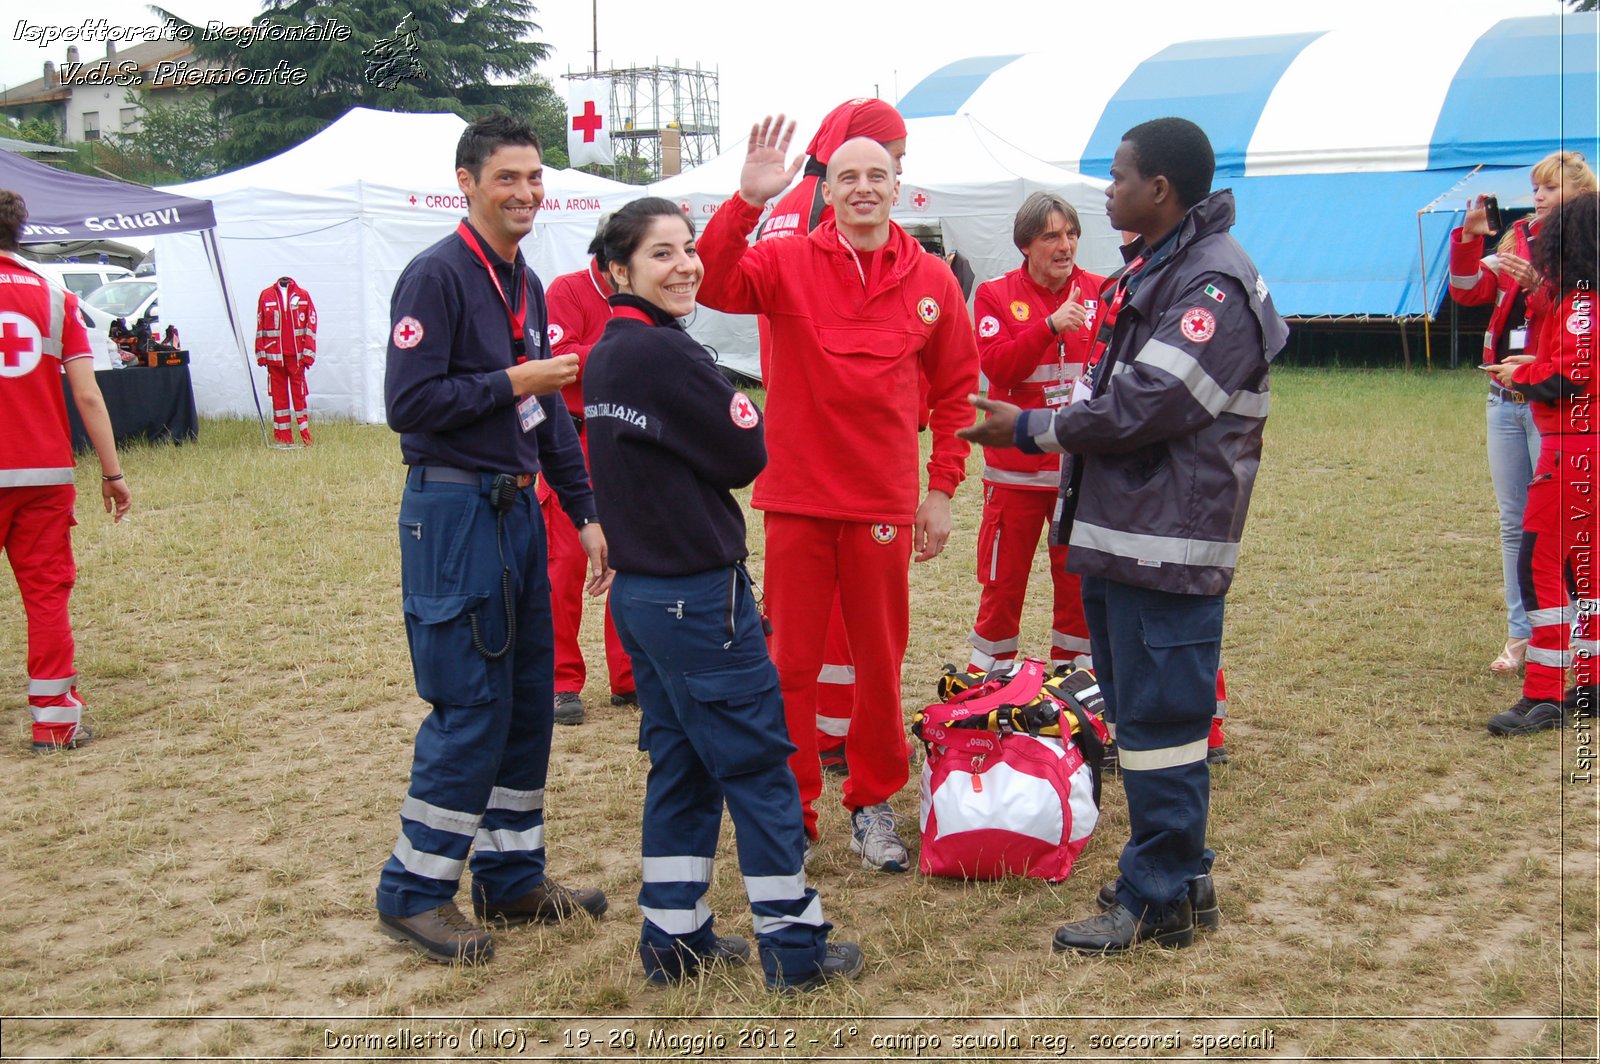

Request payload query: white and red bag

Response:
[914,658,1109,882]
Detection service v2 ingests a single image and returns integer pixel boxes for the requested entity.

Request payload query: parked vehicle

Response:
[21,259,134,300]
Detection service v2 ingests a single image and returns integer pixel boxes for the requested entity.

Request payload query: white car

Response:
[82,278,161,368]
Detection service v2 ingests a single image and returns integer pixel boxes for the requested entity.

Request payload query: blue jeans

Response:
[611,565,828,986]
[1486,391,1541,639]
[1082,576,1220,921]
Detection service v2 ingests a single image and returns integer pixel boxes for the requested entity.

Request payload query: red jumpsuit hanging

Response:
[0,253,94,748]
[542,257,634,704]
[255,279,317,445]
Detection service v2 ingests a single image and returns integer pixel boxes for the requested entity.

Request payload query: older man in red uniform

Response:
[0,190,133,752]
[697,118,978,872]
[541,241,634,724]
[969,193,1103,676]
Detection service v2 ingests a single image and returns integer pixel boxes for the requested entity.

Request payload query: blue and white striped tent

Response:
[898,13,1597,318]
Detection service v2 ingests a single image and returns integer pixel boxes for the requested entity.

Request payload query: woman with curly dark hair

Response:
[1452,152,1597,675]
[1485,190,1598,735]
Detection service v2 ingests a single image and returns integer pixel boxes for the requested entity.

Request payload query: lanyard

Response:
[1086,254,1144,368]
[456,221,528,361]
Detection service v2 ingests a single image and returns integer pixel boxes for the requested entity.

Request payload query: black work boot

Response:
[1098,874,1219,931]
[1052,898,1194,954]
[1487,696,1563,736]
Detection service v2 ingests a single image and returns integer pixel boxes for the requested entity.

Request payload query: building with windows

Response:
[0,40,228,143]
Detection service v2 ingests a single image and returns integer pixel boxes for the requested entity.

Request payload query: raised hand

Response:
[1464,194,1496,239]
[1051,284,1087,334]
[739,114,803,208]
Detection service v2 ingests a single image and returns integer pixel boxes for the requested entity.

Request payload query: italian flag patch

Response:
[1204,284,1226,303]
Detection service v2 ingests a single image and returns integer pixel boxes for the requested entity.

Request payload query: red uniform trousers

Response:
[266,358,311,444]
[0,485,84,745]
[541,487,633,697]
[765,512,911,839]
[815,596,854,754]
[967,483,1088,672]
[1520,438,1597,702]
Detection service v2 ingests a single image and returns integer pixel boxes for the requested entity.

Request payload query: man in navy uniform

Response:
[375,113,612,965]
[963,118,1286,953]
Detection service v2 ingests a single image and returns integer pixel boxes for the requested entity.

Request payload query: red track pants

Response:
[541,487,633,697]
[1520,442,1597,702]
[0,485,85,745]
[814,597,854,753]
[764,512,911,838]
[967,484,1089,671]
[266,359,311,444]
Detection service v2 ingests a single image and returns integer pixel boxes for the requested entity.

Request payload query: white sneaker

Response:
[849,803,908,873]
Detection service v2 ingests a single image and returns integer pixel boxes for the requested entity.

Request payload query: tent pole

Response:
[1418,210,1432,371]
[201,228,271,445]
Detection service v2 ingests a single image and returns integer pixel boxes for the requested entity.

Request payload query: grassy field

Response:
[0,367,1594,1061]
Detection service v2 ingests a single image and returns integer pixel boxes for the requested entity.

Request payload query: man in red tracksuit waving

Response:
[697,116,979,872]
[969,193,1103,676]
[541,243,635,724]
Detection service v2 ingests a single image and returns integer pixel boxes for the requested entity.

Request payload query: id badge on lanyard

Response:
[459,222,542,431]
[1508,327,1528,352]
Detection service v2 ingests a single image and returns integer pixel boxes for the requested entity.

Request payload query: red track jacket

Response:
[975,263,1105,489]
[545,257,611,420]
[696,195,978,524]
[1514,285,1596,443]
[1449,219,1551,363]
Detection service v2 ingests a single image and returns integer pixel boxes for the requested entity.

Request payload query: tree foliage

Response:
[1572,0,1596,11]
[111,90,229,180]
[153,0,566,168]
[12,117,62,145]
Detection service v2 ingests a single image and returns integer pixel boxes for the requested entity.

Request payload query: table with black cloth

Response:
[63,364,199,451]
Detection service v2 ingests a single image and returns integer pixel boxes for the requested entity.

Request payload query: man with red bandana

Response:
[969,192,1103,677]
[755,98,908,774]
[541,232,635,725]
[697,118,978,873]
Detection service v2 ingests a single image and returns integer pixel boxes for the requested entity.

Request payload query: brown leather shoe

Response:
[377,901,494,964]
[472,879,608,924]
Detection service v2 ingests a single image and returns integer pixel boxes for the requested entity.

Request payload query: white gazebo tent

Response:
[156,108,641,423]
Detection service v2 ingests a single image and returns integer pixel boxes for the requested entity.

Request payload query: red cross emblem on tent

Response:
[572,100,604,143]
[0,314,42,377]
[910,190,929,210]
[680,201,691,215]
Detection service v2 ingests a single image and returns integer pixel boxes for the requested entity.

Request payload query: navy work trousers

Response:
[1081,575,1221,921]
[611,565,829,986]
[376,468,558,918]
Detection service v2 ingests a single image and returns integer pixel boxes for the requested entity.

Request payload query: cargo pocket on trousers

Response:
[1135,602,1224,723]
[403,592,494,707]
[682,657,793,778]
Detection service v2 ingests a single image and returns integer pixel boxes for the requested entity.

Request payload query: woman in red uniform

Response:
[1450,152,1596,674]
[1485,190,1597,735]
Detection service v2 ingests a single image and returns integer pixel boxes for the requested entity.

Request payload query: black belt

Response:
[1491,384,1529,404]
[411,465,534,489]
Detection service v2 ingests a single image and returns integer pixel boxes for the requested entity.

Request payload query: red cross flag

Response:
[566,78,614,167]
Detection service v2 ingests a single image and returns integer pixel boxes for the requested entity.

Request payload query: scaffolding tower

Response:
[566,63,720,181]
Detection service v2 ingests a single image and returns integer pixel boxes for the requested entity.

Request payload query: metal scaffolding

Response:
[566,63,720,181]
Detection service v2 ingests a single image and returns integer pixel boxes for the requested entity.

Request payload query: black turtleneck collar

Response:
[609,291,687,329]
